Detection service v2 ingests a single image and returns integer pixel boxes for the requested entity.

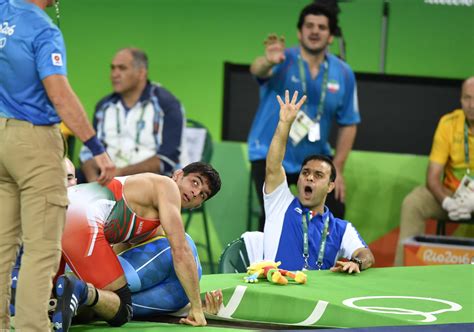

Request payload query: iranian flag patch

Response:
[327,80,340,93]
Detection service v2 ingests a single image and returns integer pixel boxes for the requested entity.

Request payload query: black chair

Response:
[436,215,474,235]
[246,173,262,231]
[181,119,215,273]
[218,231,263,273]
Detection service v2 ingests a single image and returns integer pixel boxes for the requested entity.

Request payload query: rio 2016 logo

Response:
[422,249,471,264]
[0,21,15,48]
[1,22,15,36]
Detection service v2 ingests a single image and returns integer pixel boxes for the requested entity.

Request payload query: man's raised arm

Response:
[250,34,286,79]
[265,90,306,194]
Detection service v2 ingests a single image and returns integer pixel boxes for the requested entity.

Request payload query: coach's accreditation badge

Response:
[290,111,315,145]
[51,53,63,66]
[308,122,320,142]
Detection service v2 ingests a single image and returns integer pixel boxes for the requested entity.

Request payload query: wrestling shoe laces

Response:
[52,275,88,332]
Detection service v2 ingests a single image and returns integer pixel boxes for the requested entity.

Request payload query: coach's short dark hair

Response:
[119,47,149,70]
[301,154,336,182]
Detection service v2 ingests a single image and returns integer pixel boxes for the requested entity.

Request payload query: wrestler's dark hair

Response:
[297,2,338,35]
[182,162,221,200]
[301,154,336,182]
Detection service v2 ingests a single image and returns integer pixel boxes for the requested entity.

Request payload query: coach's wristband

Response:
[84,135,105,156]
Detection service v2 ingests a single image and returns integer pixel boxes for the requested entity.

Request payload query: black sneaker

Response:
[52,275,88,331]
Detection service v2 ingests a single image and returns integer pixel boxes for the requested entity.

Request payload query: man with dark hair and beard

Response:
[248,2,360,231]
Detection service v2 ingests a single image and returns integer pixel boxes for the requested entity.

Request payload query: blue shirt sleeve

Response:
[33,25,67,80]
[255,48,292,89]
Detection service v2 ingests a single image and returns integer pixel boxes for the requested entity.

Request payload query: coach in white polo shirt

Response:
[80,47,185,181]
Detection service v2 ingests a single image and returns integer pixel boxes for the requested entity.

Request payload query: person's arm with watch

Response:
[330,247,375,274]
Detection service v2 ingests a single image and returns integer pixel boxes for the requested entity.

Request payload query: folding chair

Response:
[218,238,249,273]
[218,231,264,273]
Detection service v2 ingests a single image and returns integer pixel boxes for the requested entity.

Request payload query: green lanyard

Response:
[297,55,329,123]
[465,121,471,175]
[302,211,330,270]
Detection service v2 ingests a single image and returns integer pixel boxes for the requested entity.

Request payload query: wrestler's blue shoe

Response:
[10,247,23,316]
[9,266,19,316]
[52,275,88,332]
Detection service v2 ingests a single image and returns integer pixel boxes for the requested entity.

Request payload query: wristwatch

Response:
[350,257,363,270]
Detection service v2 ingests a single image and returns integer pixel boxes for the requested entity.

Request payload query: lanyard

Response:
[114,103,148,163]
[464,121,471,175]
[115,103,147,146]
[297,55,329,123]
[302,211,330,270]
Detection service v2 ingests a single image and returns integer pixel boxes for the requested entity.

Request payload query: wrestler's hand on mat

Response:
[330,260,360,274]
[203,290,223,315]
[179,304,207,326]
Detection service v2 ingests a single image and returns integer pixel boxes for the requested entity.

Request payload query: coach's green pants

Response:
[0,118,68,331]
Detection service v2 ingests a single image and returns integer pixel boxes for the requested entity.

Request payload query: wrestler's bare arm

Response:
[122,173,162,218]
[152,177,206,326]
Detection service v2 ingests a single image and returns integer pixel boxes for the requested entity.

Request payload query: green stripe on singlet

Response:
[104,197,136,243]
[74,182,137,243]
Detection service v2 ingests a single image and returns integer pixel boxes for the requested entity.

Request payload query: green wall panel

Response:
[344,151,429,242]
[386,1,474,78]
[335,0,383,72]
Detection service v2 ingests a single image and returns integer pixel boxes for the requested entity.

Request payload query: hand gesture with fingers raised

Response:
[264,34,286,65]
[276,90,307,124]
